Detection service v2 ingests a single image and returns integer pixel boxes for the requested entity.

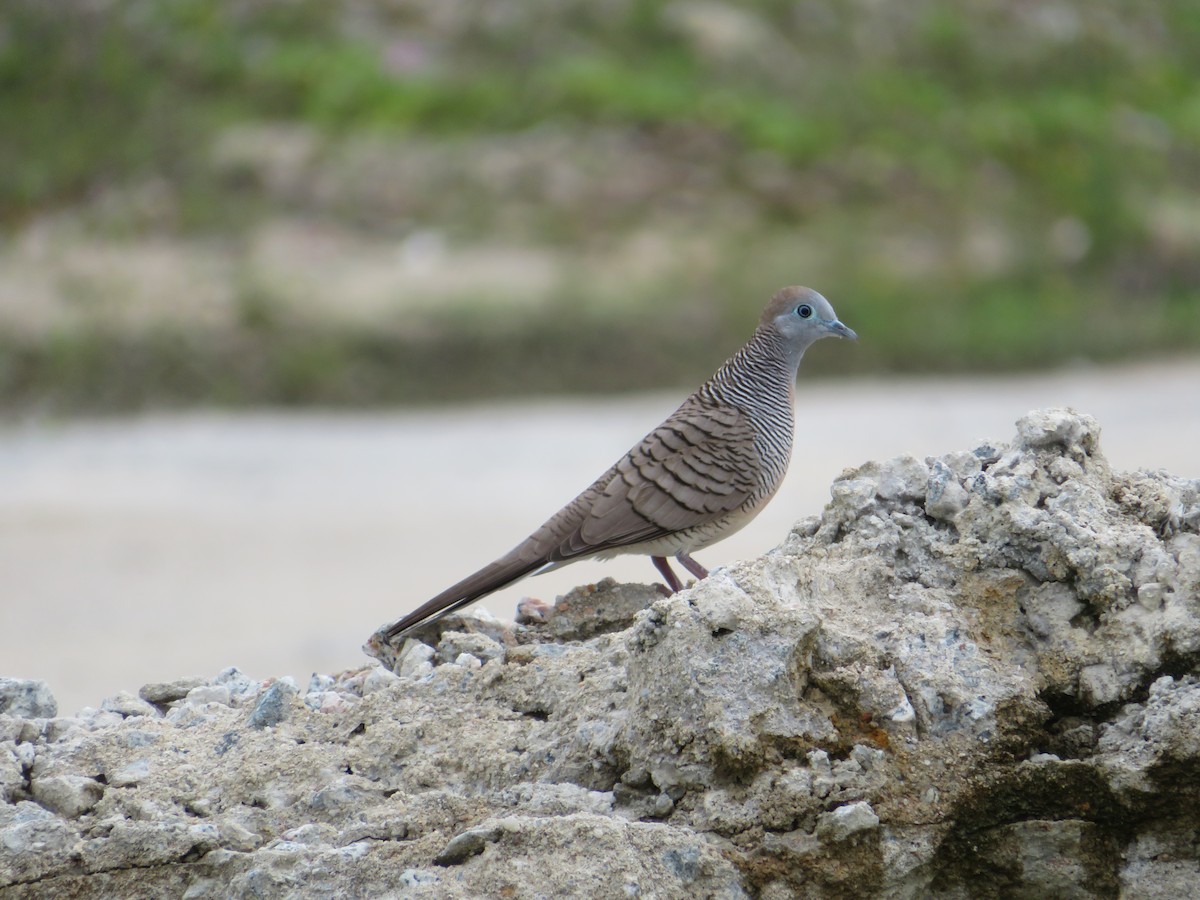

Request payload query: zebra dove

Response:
[379,286,855,643]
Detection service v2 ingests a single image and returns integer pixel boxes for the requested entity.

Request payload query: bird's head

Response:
[761,286,857,348]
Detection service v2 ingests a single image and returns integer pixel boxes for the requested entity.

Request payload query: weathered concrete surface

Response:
[2,409,1198,898]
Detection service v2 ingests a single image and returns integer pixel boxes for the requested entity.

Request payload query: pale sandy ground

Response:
[2,361,1198,716]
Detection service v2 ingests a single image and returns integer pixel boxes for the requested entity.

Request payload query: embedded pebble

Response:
[213,667,259,703]
[186,685,233,707]
[248,679,298,729]
[1137,583,1165,610]
[397,641,436,680]
[306,674,335,694]
[361,666,401,696]
[926,459,970,522]
[400,869,440,887]
[653,793,675,816]
[43,718,83,743]
[816,801,880,843]
[30,775,104,818]
[84,711,126,731]
[101,691,160,719]
[1016,408,1099,453]
[109,758,151,787]
[876,455,930,502]
[139,677,208,705]
[282,822,338,845]
[437,631,505,664]
[435,823,503,866]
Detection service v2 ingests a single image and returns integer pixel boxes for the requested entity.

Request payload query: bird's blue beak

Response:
[826,319,857,341]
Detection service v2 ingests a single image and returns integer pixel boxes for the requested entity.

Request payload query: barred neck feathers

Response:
[700,326,798,491]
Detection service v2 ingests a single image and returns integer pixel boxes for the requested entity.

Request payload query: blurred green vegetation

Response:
[1,0,1198,409]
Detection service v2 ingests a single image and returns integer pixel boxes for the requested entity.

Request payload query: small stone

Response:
[400,869,440,887]
[186,685,232,707]
[877,455,931,502]
[1029,753,1062,764]
[110,758,151,787]
[361,666,401,696]
[830,477,877,516]
[218,820,262,852]
[43,718,83,743]
[621,767,651,788]
[0,801,75,863]
[125,730,159,749]
[338,841,370,860]
[438,631,505,665]
[247,680,298,729]
[1137,583,1165,610]
[434,823,503,866]
[1049,457,1084,482]
[139,677,207,705]
[13,742,36,770]
[1015,408,1099,454]
[166,704,215,728]
[321,692,355,713]
[851,744,884,772]
[650,761,684,799]
[182,879,220,899]
[397,641,436,679]
[30,774,104,818]
[652,793,675,817]
[807,749,832,773]
[188,822,221,849]
[816,801,880,843]
[0,718,22,743]
[1079,664,1122,706]
[1147,675,1176,699]
[936,449,983,480]
[101,691,159,718]
[213,667,258,702]
[306,674,335,694]
[692,580,745,634]
[85,711,126,731]
[926,460,970,522]
[973,443,1002,465]
[0,678,58,718]
[282,822,337,845]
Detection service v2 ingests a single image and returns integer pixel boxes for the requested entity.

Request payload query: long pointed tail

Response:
[381,551,545,643]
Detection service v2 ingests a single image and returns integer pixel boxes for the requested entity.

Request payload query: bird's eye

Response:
[796,304,813,319]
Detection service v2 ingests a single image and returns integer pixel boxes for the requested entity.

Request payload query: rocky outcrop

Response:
[2,409,1198,898]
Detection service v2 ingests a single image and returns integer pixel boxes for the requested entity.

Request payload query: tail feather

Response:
[382,551,545,642]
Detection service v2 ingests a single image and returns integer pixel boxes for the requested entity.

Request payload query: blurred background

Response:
[2,0,1198,713]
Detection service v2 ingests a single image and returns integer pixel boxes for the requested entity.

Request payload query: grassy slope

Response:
[1,0,1198,409]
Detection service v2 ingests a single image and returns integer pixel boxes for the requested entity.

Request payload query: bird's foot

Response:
[651,556,684,593]
[676,552,709,581]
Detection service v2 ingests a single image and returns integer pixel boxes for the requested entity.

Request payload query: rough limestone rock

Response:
[2,408,1198,898]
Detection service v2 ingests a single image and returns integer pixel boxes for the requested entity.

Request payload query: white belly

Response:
[594,501,765,561]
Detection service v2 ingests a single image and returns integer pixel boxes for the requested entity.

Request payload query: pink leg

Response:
[676,552,709,581]
[652,556,683,594]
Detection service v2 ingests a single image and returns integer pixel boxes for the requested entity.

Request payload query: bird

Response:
[379,286,855,644]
